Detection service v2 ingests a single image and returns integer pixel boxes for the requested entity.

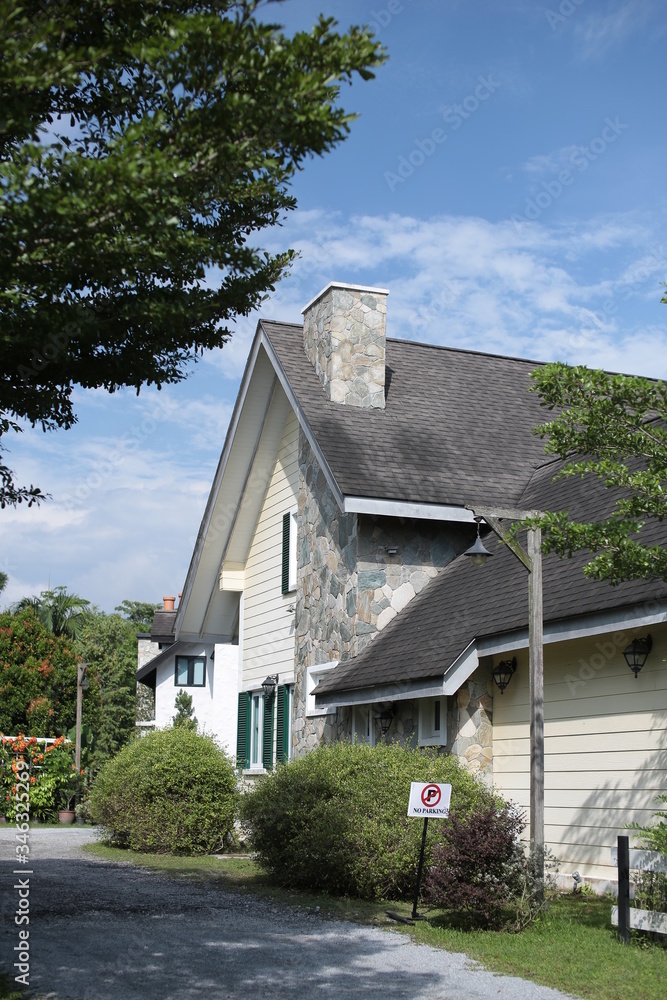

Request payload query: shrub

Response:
[241,740,496,900]
[90,728,237,854]
[628,794,667,915]
[423,801,558,930]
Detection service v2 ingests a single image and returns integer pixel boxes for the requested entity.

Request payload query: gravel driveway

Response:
[0,827,574,1000]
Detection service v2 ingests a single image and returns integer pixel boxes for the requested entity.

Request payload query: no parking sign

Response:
[407,782,452,818]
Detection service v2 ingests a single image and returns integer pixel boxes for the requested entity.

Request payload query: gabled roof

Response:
[315,455,667,702]
[262,321,548,509]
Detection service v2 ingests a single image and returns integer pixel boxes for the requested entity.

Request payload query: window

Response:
[250,692,263,767]
[174,656,206,687]
[281,507,298,593]
[418,697,447,746]
[306,662,337,716]
[236,690,275,771]
[352,705,375,746]
[276,684,294,763]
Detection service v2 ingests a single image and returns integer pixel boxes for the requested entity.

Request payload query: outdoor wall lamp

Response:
[463,516,494,566]
[622,635,652,678]
[261,674,279,699]
[375,707,394,735]
[492,657,517,694]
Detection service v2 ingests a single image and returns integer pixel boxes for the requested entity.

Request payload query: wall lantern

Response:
[463,516,494,567]
[622,636,652,678]
[492,657,517,694]
[261,674,279,699]
[375,707,394,735]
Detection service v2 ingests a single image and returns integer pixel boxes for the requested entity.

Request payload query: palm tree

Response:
[14,586,91,638]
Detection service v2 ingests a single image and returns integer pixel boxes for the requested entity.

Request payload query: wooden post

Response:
[412,818,429,919]
[75,663,84,779]
[528,527,544,886]
[617,835,631,943]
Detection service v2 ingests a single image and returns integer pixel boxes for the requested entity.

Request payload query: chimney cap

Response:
[301,281,390,315]
[163,596,176,611]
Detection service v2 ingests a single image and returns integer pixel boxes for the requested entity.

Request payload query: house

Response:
[138,281,667,885]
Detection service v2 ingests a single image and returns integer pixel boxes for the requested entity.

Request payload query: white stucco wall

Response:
[153,641,240,754]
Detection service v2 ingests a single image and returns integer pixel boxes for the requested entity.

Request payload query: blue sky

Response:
[3,0,666,612]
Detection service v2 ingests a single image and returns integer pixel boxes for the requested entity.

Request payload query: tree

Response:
[172,689,198,732]
[13,586,90,638]
[115,600,161,628]
[528,354,667,585]
[0,1,384,504]
[0,608,90,736]
[76,610,139,762]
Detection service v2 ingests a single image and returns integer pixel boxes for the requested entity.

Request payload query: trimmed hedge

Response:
[241,740,497,900]
[90,727,237,854]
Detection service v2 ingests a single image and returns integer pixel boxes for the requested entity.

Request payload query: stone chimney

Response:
[301,282,389,409]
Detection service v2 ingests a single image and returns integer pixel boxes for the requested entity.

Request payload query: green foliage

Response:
[0,608,84,736]
[115,599,161,628]
[241,741,496,900]
[1,734,79,821]
[75,611,139,764]
[13,585,90,637]
[172,689,198,731]
[0,0,384,504]
[90,727,237,854]
[627,794,667,915]
[528,351,667,584]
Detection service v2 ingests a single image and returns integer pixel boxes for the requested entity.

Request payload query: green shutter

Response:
[276,685,290,764]
[281,512,290,594]
[236,692,251,770]
[262,693,274,769]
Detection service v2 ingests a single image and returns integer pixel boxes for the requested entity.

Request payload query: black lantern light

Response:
[261,674,279,699]
[375,707,394,735]
[464,516,494,567]
[492,657,517,694]
[622,636,652,678]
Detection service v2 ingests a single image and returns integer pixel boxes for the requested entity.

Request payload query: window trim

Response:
[306,662,338,717]
[418,696,447,746]
[174,655,206,688]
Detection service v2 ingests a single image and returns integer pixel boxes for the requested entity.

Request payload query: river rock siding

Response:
[292,427,482,758]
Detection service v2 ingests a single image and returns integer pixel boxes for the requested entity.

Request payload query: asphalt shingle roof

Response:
[262,321,548,507]
[315,457,667,698]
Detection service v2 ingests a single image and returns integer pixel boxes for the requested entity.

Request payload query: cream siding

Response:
[242,410,299,689]
[493,629,667,880]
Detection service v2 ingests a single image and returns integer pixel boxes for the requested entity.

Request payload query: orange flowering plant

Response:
[0,733,79,820]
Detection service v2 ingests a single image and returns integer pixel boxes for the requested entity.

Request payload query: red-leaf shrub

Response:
[423,801,525,928]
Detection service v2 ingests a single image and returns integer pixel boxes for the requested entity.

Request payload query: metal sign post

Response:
[407,782,452,920]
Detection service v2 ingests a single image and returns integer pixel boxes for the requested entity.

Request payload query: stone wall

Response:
[293,427,476,756]
[450,660,494,784]
[302,283,387,409]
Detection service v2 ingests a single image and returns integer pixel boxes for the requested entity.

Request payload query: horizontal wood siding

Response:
[492,629,667,880]
[242,410,298,689]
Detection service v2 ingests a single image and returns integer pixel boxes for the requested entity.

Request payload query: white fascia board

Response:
[174,327,268,638]
[314,677,447,708]
[442,642,479,696]
[259,324,346,511]
[343,497,476,523]
[476,601,667,658]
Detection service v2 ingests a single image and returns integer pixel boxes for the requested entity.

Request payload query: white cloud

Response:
[573,2,655,61]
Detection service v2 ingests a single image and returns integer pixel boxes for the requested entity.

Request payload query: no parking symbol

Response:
[407,782,451,817]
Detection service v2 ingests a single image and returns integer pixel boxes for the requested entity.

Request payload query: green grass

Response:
[83,843,666,1000]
